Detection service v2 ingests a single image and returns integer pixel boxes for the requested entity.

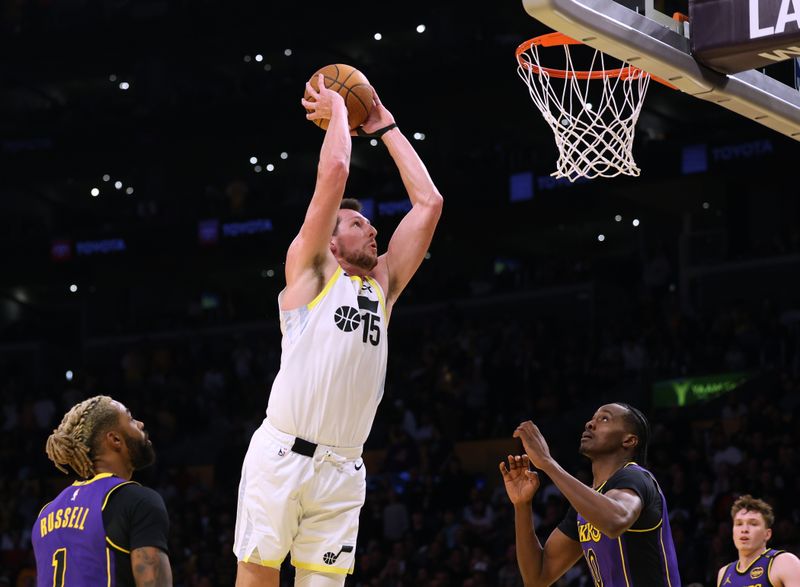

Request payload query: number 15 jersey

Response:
[267,266,388,448]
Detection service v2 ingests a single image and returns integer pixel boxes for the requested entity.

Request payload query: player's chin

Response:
[360,252,379,270]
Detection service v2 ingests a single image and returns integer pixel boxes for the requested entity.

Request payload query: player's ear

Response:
[765,527,772,542]
[330,239,337,254]
[106,430,124,451]
[622,433,638,451]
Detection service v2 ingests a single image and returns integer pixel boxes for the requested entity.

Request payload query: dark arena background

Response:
[2,1,799,585]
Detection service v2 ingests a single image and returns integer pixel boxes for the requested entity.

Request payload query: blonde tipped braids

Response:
[45,395,119,479]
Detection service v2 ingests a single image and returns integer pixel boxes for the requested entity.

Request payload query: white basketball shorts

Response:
[233,419,366,575]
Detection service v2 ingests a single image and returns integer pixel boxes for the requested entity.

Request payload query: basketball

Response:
[304,64,373,130]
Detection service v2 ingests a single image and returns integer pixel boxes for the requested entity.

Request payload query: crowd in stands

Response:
[2,260,800,586]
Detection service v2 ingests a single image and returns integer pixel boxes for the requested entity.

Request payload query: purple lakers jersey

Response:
[574,463,681,587]
[32,473,134,587]
[719,549,785,587]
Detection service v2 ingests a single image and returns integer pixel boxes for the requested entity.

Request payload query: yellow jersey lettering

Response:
[40,517,48,537]
[78,507,89,530]
[578,522,603,543]
[68,507,80,528]
[54,509,63,530]
[47,512,54,533]
[63,507,72,528]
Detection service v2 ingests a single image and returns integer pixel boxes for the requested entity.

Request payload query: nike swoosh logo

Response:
[354,462,363,471]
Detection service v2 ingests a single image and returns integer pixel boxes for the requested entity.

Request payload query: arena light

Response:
[284,48,292,56]
[109,74,117,82]
[264,64,272,71]
[65,370,74,382]
[255,54,263,62]
[702,202,710,209]
[416,24,427,33]
[69,284,78,293]
[103,174,110,182]
[250,156,258,164]
[374,33,383,40]
[254,165,262,173]
[614,214,622,222]
[266,164,275,172]
[598,234,605,242]
[280,152,288,159]
[370,139,378,147]
[244,55,252,63]
[119,82,130,90]
[266,269,275,277]
[114,181,123,190]
[632,218,640,227]
[90,188,100,197]
[125,187,134,195]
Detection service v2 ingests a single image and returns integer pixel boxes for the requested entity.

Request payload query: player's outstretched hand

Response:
[301,74,345,122]
[513,420,553,470]
[353,86,396,136]
[499,454,540,505]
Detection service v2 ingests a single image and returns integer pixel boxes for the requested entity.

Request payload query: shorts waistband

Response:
[261,419,363,459]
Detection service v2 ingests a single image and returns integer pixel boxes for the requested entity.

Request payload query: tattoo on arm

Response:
[131,547,173,587]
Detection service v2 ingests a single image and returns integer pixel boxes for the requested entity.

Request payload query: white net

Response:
[517,38,652,181]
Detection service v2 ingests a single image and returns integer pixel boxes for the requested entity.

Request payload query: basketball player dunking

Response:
[717,494,800,587]
[501,403,682,587]
[233,75,443,586]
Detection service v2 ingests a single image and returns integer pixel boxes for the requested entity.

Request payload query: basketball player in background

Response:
[233,75,443,586]
[32,395,172,586]
[500,402,681,587]
[717,495,800,587]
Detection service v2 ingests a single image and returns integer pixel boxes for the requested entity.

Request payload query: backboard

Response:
[521,0,800,140]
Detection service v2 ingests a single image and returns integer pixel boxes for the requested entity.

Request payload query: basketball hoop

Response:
[516,32,672,181]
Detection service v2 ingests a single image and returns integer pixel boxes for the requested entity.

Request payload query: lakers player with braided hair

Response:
[32,395,173,586]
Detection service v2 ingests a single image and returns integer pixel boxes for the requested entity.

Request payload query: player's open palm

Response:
[499,454,540,505]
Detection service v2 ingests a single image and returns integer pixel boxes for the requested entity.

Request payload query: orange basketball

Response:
[304,64,373,130]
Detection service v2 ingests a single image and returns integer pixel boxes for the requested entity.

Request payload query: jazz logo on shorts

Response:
[322,545,354,565]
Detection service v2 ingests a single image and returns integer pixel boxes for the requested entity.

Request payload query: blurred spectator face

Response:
[733,510,772,552]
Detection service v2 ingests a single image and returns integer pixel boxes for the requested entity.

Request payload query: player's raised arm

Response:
[500,455,583,586]
[288,74,352,284]
[515,420,643,538]
[359,88,442,309]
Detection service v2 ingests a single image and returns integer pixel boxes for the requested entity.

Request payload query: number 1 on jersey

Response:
[52,548,67,587]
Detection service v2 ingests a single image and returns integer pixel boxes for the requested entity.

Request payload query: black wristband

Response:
[356,123,398,139]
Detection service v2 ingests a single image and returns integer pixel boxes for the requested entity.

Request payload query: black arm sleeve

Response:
[557,505,579,541]
[103,484,170,554]
[602,466,661,530]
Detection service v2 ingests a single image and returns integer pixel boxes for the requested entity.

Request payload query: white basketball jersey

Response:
[266,266,388,447]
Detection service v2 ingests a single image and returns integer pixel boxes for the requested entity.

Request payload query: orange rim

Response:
[515,33,676,88]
